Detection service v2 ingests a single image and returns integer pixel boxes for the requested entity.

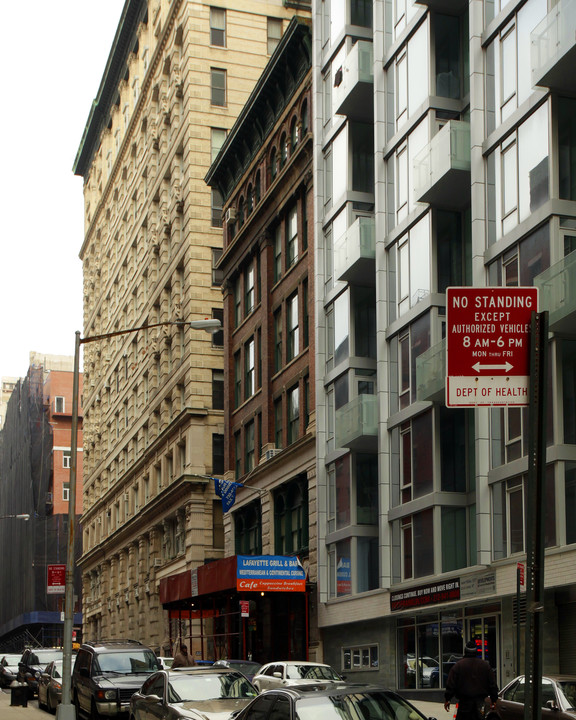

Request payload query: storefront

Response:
[159,555,310,665]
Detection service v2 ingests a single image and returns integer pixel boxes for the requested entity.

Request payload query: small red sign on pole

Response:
[446,287,538,407]
[47,564,66,595]
[517,562,525,586]
[240,600,250,618]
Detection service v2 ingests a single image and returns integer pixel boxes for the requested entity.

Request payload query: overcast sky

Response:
[0,2,123,380]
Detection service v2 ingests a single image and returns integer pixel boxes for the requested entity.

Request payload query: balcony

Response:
[531,0,576,93]
[534,251,576,334]
[416,339,446,403]
[414,120,470,209]
[334,216,375,285]
[333,40,374,123]
[335,394,378,451]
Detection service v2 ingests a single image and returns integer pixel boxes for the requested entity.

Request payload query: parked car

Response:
[38,659,65,713]
[157,656,174,669]
[129,666,258,719]
[486,674,576,720]
[429,655,462,688]
[230,683,432,720]
[18,648,63,698]
[251,661,343,692]
[0,653,21,688]
[72,639,160,718]
[212,660,262,681]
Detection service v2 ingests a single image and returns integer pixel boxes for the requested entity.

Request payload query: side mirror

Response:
[144,694,162,704]
[545,701,558,711]
[273,672,282,679]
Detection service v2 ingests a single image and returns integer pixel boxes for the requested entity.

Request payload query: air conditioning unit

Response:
[116,597,120,608]
[225,207,237,223]
[264,448,282,462]
[45,492,53,505]
[154,558,163,567]
[134,588,140,599]
[145,582,151,594]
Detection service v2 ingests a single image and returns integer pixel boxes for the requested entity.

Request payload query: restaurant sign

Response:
[237,555,306,592]
[391,579,460,612]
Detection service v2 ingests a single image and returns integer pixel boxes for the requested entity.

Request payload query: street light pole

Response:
[0,514,30,520]
[57,318,220,720]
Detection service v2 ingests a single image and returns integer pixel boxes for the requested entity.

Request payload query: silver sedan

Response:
[252,661,343,692]
[130,667,258,720]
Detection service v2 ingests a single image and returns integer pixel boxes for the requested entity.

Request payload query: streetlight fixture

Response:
[57,318,221,720]
[0,514,30,521]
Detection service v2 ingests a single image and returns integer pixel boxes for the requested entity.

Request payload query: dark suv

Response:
[72,639,160,718]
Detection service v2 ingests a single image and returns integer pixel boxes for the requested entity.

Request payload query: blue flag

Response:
[214,478,244,512]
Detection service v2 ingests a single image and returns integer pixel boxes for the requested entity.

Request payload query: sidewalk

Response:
[0,688,46,717]
[412,699,449,719]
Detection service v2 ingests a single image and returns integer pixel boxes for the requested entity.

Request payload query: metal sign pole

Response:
[523,310,548,720]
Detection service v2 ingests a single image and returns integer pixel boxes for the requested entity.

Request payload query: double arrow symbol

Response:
[472,362,514,373]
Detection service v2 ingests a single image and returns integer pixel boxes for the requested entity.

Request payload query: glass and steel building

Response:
[312,0,576,692]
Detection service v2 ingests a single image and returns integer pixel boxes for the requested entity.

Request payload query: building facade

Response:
[0,358,83,649]
[312,0,576,695]
[202,18,317,664]
[74,0,310,654]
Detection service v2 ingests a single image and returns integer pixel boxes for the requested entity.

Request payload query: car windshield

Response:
[2,655,21,665]
[286,664,341,681]
[97,650,159,674]
[218,661,260,675]
[421,658,438,669]
[168,672,257,703]
[297,691,425,720]
[558,681,576,709]
[31,651,62,665]
[51,662,63,679]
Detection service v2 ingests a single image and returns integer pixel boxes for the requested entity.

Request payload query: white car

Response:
[252,661,343,692]
[157,656,174,669]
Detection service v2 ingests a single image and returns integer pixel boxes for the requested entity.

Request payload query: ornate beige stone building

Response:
[73,0,310,651]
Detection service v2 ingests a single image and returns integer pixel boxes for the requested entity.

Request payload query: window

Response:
[274,477,308,554]
[286,205,298,267]
[273,224,282,282]
[54,396,65,413]
[400,509,434,580]
[211,308,224,347]
[210,7,226,47]
[63,482,70,502]
[245,338,255,399]
[245,262,255,314]
[343,645,379,672]
[234,501,262,554]
[245,420,255,473]
[398,411,433,504]
[287,293,299,361]
[211,188,223,227]
[267,17,282,54]
[63,450,72,469]
[210,68,226,106]
[287,385,300,445]
[212,247,223,286]
[211,127,227,162]
[274,308,283,373]
[234,277,242,327]
[212,370,224,410]
[274,397,283,449]
[234,352,242,407]
[212,433,224,475]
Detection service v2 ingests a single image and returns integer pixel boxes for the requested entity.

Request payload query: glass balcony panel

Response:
[334,40,374,122]
[534,250,576,333]
[415,0,468,11]
[416,338,446,403]
[414,120,470,209]
[531,0,576,93]
[334,216,375,284]
[335,394,378,451]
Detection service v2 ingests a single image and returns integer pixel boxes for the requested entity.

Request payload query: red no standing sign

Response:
[446,287,538,407]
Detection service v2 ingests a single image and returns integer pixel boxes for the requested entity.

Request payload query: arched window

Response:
[255,170,261,205]
[247,184,254,214]
[270,147,278,181]
[274,477,308,554]
[234,500,262,554]
[301,99,309,135]
[290,116,299,151]
[237,197,245,228]
[280,133,288,168]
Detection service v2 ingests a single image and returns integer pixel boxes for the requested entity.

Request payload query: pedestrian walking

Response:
[444,641,499,720]
[171,644,195,668]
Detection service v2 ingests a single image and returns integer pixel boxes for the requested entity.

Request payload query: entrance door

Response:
[466,615,499,684]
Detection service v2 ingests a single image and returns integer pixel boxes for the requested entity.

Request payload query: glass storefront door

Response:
[466,615,499,682]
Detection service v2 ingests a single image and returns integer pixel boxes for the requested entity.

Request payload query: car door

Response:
[142,673,168,720]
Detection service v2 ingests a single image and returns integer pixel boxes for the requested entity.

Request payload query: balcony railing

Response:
[334,216,375,284]
[334,40,374,122]
[335,394,378,451]
[531,0,576,93]
[415,0,468,11]
[414,120,470,208]
[416,339,446,403]
[534,251,576,333]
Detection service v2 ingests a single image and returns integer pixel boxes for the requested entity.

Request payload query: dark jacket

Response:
[445,656,499,708]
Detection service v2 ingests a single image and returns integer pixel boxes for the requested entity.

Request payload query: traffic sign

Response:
[47,563,66,595]
[446,286,538,407]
